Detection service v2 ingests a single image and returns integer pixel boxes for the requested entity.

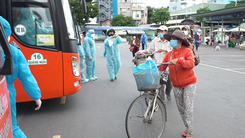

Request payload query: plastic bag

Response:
[215,46,220,51]
[133,60,157,74]
[134,69,160,91]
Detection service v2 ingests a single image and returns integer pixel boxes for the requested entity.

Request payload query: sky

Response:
[143,0,169,8]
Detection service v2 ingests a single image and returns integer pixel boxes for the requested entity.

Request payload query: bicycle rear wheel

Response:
[125,94,167,138]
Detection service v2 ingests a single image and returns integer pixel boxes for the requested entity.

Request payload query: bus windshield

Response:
[61,0,76,39]
[168,27,181,35]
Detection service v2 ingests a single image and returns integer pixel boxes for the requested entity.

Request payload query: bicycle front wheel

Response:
[125,94,167,138]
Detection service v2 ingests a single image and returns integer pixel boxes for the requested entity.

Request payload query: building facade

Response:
[169,0,233,13]
[180,0,203,9]
[118,0,147,26]
[97,0,119,25]
[118,0,132,17]
[169,0,182,13]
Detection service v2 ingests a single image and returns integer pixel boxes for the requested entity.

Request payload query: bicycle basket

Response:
[133,69,160,91]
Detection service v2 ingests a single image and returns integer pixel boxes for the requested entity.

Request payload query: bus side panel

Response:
[10,39,64,103]
[63,53,81,96]
[0,77,13,138]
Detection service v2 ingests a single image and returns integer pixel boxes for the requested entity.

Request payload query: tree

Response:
[69,0,99,25]
[111,14,135,26]
[225,0,245,8]
[147,6,154,24]
[150,9,170,25]
[196,6,211,22]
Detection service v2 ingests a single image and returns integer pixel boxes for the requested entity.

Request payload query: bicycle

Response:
[126,53,169,138]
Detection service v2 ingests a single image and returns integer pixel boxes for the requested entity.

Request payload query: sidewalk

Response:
[200,43,242,50]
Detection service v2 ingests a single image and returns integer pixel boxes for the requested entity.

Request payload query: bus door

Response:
[0,21,13,138]
[0,0,86,102]
[9,0,65,102]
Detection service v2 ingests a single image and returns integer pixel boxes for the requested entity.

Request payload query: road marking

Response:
[53,135,61,138]
[229,68,245,70]
[200,63,245,75]
[60,96,66,104]
[97,46,101,48]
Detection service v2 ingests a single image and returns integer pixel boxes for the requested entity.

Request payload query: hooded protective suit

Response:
[151,33,156,41]
[78,44,89,83]
[141,33,148,49]
[14,8,53,45]
[83,30,97,80]
[0,16,41,138]
[104,36,122,80]
[103,44,107,57]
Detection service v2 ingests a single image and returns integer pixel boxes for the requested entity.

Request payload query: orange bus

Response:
[0,21,13,138]
[0,0,87,102]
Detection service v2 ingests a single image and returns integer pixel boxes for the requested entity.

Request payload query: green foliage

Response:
[111,14,135,26]
[69,0,99,25]
[150,9,170,25]
[225,0,245,8]
[147,6,154,24]
[196,6,211,22]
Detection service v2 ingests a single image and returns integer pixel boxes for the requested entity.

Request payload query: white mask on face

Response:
[183,31,188,36]
[8,37,10,42]
[91,34,95,38]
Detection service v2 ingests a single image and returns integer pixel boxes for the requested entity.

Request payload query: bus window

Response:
[61,0,76,39]
[12,3,54,47]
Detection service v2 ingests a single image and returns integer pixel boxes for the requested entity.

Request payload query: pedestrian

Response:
[104,29,122,82]
[78,33,89,84]
[137,25,172,101]
[159,30,197,138]
[240,42,244,50]
[151,33,156,41]
[239,34,244,44]
[194,32,199,51]
[1,16,42,138]
[140,32,148,50]
[84,29,98,81]
[182,25,194,50]
[130,36,140,57]
[225,33,229,50]
[213,33,219,51]
[128,35,132,46]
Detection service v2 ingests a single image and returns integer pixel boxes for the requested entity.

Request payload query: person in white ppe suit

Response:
[1,16,42,138]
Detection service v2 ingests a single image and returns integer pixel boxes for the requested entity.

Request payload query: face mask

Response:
[8,37,10,42]
[170,40,178,49]
[91,34,95,38]
[108,34,113,37]
[159,33,164,38]
[183,31,188,36]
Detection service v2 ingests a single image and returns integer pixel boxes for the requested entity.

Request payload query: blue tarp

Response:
[84,26,157,31]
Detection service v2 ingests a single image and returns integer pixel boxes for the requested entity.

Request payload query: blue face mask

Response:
[159,33,164,38]
[170,40,178,49]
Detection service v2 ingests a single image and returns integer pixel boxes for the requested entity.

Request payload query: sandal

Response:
[182,130,187,137]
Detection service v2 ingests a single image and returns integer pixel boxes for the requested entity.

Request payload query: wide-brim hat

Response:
[164,30,190,47]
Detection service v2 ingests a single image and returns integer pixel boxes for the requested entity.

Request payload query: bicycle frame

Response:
[140,89,160,123]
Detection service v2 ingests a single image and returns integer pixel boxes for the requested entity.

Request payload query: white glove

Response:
[89,56,92,60]
[35,99,42,110]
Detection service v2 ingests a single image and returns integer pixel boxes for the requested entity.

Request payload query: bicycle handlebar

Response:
[157,62,170,68]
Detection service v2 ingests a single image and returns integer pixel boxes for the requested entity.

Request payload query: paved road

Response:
[17,42,245,138]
